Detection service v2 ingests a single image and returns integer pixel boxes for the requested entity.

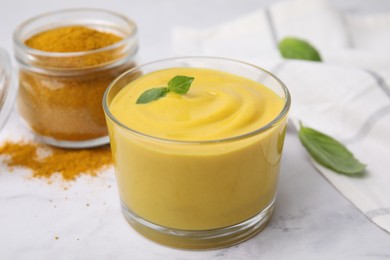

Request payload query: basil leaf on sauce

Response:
[278,37,322,62]
[298,124,366,176]
[168,75,194,94]
[136,87,168,104]
[136,75,195,104]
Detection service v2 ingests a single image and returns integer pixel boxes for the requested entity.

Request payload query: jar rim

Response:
[13,8,138,58]
[103,56,291,145]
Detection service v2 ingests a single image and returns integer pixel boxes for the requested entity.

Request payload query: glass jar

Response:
[13,8,138,148]
[0,49,17,131]
[103,57,291,249]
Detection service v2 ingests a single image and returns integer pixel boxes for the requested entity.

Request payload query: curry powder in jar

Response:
[13,9,138,148]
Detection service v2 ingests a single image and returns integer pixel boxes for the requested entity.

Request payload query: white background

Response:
[1,0,390,259]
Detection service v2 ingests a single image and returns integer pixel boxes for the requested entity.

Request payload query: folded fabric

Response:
[173,0,390,83]
[173,0,390,233]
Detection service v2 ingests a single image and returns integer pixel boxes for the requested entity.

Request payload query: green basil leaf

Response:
[168,75,194,94]
[278,37,322,62]
[298,124,366,176]
[136,75,195,104]
[136,87,168,104]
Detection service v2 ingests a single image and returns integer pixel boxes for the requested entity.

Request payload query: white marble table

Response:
[1,0,390,259]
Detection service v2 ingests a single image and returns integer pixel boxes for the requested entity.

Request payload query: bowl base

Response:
[121,199,274,250]
[35,134,109,149]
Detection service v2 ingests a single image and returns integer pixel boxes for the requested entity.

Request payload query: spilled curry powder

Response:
[0,141,112,181]
[18,25,134,141]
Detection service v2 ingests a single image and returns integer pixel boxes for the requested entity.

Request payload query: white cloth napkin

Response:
[173,0,390,233]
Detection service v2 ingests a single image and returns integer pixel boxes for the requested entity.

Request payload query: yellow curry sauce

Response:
[108,68,287,230]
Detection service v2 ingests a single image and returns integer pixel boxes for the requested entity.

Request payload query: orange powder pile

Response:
[25,25,123,53]
[0,141,112,181]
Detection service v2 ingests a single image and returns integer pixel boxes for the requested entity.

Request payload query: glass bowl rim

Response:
[103,56,291,144]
